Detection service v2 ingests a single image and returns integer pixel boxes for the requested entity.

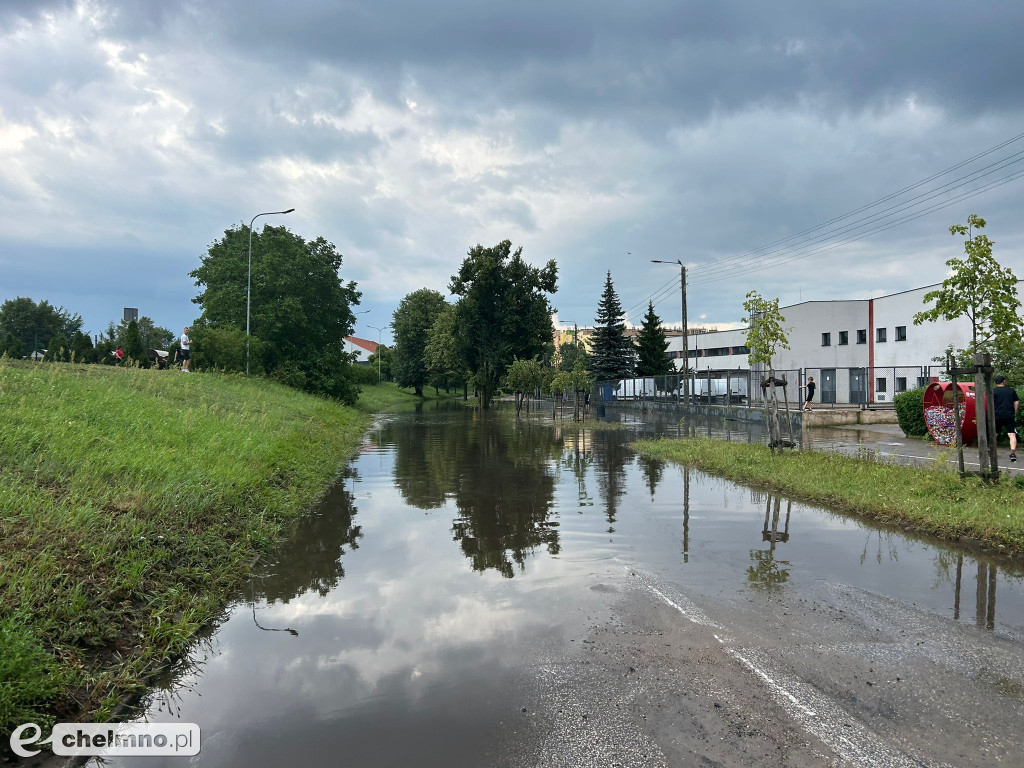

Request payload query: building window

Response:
[821,332,831,347]
[917,376,929,389]
[876,377,887,392]
[857,329,867,344]
[895,325,907,341]
[876,327,887,343]
[896,377,907,392]
[838,331,849,345]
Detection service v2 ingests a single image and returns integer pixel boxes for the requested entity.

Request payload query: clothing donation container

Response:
[922,381,976,445]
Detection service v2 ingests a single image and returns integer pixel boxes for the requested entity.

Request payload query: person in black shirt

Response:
[800,376,816,412]
[993,375,1019,461]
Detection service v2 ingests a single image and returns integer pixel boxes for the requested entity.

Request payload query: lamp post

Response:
[367,324,387,383]
[652,259,688,402]
[246,208,295,376]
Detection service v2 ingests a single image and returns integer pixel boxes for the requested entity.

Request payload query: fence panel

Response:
[592,363,937,409]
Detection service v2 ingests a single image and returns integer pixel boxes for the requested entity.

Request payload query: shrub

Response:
[349,364,380,386]
[894,387,927,437]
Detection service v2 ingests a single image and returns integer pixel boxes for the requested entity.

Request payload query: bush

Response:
[349,364,380,386]
[894,387,927,437]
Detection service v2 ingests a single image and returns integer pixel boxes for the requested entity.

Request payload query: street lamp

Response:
[652,259,689,401]
[247,208,295,376]
[366,324,388,383]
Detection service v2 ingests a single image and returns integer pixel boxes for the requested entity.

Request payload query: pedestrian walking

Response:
[114,347,124,365]
[993,375,1019,462]
[179,326,192,373]
[799,376,815,412]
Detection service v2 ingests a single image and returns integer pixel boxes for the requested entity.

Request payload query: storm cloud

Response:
[1,0,1022,337]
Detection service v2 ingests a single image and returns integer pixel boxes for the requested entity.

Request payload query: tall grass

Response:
[634,437,1024,558]
[0,362,408,733]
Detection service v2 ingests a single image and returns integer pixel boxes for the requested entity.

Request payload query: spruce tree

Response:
[636,301,672,376]
[590,271,635,381]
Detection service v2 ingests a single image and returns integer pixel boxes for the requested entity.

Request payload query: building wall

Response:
[870,286,969,368]
[773,300,869,370]
[662,283,1003,380]
[343,339,375,364]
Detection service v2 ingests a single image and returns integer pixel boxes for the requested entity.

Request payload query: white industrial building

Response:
[665,283,1002,405]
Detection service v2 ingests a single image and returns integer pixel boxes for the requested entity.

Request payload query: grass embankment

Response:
[354,381,461,412]
[634,438,1024,558]
[0,363,424,735]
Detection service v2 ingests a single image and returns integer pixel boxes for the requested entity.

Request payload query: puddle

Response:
[97,401,1024,767]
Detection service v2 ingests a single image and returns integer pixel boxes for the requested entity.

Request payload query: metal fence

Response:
[593,366,942,409]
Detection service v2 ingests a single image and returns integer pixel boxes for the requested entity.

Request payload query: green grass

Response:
[0,363,415,734]
[354,381,461,412]
[634,437,1024,558]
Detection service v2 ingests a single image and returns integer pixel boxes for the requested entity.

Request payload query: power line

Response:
[691,130,1024,276]
[688,167,1024,285]
[693,148,1024,280]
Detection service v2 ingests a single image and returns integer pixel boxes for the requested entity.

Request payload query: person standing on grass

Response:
[799,376,815,412]
[993,375,1019,462]
[179,326,192,373]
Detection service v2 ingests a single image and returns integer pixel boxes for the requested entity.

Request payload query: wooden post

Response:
[983,354,998,478]
[974,353,991,481]
[949,355,965,477]
[782,378,795,447]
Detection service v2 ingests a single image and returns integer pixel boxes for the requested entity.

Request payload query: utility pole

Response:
[652,259,688,403]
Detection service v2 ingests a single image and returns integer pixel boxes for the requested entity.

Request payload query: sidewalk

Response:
[804,422,1024,476]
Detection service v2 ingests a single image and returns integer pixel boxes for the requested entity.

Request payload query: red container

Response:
[922,381,976,445]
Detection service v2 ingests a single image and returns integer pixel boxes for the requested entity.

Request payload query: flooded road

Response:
[102,402,1024,767]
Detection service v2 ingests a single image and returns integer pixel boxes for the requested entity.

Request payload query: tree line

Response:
[387,246,677,412]
[0,297,175,365]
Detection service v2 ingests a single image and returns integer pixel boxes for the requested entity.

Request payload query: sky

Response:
[1,0,1023,344]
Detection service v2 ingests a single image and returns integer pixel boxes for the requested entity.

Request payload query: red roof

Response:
[345,336,379,353]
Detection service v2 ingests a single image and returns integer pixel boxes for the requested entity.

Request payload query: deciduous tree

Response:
[0,297,82,357]
[191,224,361,402]
[505,357,545,415]
[392,289,448,396]
[425,303,469,395]
[742,291,791,452]
[914,214,1021,354]
[449,241,557,408]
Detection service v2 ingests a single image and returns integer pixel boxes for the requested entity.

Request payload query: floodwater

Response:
[100,401,1024,767]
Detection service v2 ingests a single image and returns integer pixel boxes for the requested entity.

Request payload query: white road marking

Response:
[640,577,953,768]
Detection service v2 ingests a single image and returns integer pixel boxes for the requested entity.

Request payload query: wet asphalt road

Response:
[89,403,1023,768]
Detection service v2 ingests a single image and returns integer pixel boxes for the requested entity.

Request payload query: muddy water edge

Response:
[93,400,1024,768]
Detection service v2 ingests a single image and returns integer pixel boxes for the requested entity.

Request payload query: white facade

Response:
[664,282,1020,404]
[343,336,378,364]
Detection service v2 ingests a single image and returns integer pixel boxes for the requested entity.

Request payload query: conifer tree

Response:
[123,319,147,366]
[590,271,635,381]
[635,301,672,376]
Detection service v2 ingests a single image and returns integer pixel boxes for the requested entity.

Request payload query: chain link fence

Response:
[592,366,940,408]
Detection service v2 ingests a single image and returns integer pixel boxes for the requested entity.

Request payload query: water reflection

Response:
[593,431,630,534]
[636,453,664,500]
[383,408,564,578]
[256,471,362,601]
[947,554,999,630]
[747,494,792,588]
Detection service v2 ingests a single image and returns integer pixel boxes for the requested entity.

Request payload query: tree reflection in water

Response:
[386,405,564,578]
[593,430,630,534]
[256,468,362,602]
[747,493,792,589]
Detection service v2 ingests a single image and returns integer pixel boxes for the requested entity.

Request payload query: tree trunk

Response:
[415,385,423,397]
[463,382,468,400]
